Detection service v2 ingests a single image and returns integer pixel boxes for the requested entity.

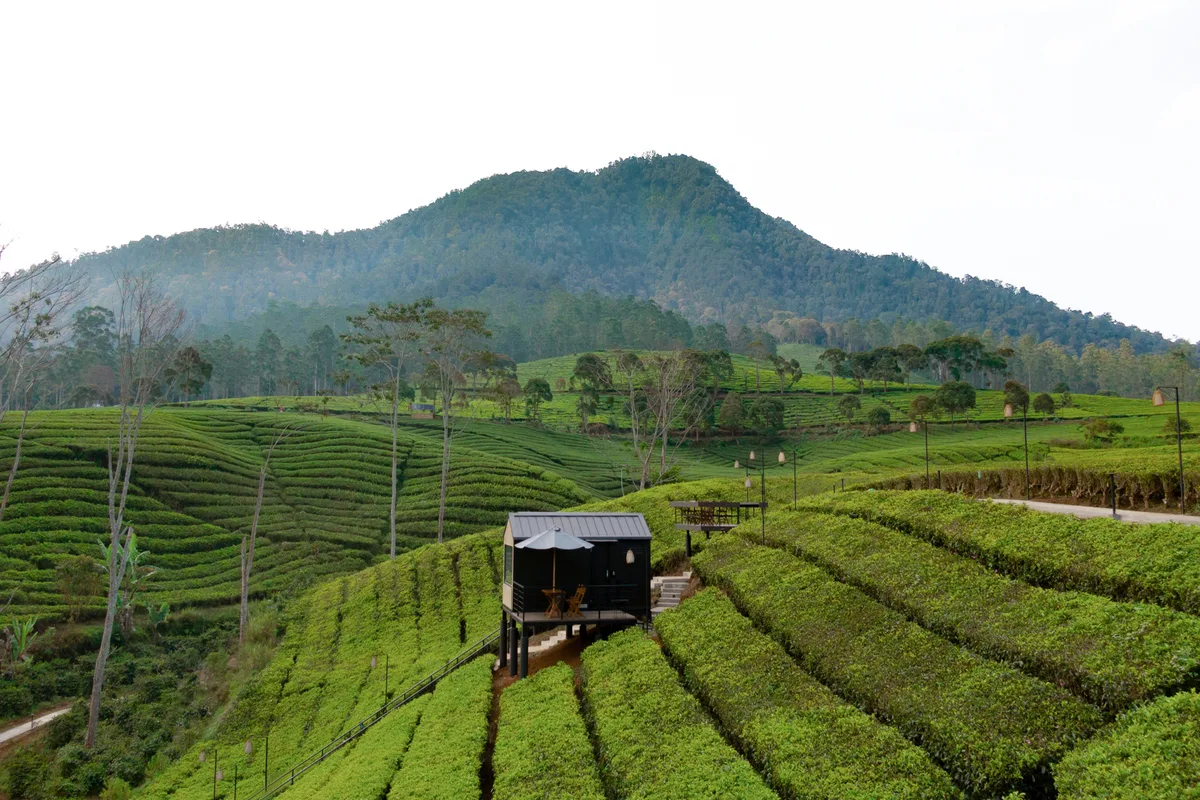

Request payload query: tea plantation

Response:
[0,409,587,620]
[105,476,1198,800]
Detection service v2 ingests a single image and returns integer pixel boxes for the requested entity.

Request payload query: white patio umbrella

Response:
[515,525,593,590]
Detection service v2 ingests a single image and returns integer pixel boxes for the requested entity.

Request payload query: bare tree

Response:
[342,299,431,558]
[643,351,710,484]
[240,424,291,643]
[85,273,185,749]
[0,257,87,521]
[421,307,491,543]
[610,350,655,490]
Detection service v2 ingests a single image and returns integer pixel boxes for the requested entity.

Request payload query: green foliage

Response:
[718,392,745,433]
[693,536,1101,797]
[934,380,976,422]
[1032,392,1056,418]
[1054,691,1200,799]
[387,656,493,800]
[1163,415,1193,436]
[1082,416,1124,442]
[836,394,860,422]
[493,663,605,800]
[865,406,891,428]
[656,589,959,800]
[580,628,777,800]
[749,511,1200,710]
[797,491,1200,613]
[99,777,134,800]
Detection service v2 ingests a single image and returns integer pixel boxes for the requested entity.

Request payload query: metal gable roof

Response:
[507,512,651,541]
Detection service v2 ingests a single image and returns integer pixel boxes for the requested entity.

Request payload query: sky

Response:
[2,0,1198,341]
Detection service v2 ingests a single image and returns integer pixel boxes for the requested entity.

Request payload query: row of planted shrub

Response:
[655,588,959,799]
[795,490,1200,614]
[140,541,473,799]
[580,627,778,800]
[747,511,1200,711]
[692,536,1102,797]
[1054,690,1200,799]
[493,663,606,800]
[865,464,1200,511]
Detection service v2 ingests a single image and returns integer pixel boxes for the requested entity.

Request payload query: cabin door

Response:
[589,545,622,586]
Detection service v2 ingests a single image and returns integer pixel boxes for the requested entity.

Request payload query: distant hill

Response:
[71,153,1171,353]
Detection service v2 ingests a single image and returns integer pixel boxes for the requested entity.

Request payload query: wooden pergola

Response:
[669,500,767,556]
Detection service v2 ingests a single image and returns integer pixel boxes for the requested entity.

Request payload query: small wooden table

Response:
[542,589,564,619]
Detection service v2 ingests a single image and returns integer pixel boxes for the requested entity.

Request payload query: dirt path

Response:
[991,498,1200,526]
[0,703,72,747]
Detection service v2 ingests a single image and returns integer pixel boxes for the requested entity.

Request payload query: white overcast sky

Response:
[2,1,1198,341]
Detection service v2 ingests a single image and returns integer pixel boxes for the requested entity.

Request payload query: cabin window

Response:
[503,545,513,584]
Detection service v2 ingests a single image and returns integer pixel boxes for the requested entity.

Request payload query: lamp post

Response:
[780,449,796,507]
[910,418,929,488]
[1004,401,1031,500]
[1153,387,1186,511]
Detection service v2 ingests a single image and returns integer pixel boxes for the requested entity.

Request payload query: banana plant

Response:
[8,615,39,664]
[145,602,170,641]
[99,533,156,639]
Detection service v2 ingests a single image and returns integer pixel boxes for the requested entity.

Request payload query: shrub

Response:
[493,663,604,800]
[797,490,1200,611]
[580,628,777,800]
[750,511,1200,710]
[693,536,1101,797]
[387,656,493,800]
[99,777,134,800]
[1054,691,1200,799]
[656,589,958,799]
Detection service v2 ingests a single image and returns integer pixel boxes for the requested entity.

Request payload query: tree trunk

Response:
[389,369,401,559]
[86,526,131,749]
[437,398,451,543]
[0,408,30,523]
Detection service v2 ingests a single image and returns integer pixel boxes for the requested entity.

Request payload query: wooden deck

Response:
[510,609,638,625]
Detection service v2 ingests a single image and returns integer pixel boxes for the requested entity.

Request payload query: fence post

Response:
[937,470,942,490]
[1110,472,1117,518]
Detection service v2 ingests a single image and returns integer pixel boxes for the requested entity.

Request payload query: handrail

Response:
[237,630,500,800]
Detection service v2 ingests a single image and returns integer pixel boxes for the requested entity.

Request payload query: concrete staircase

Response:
[651,572,691,618]
[493,627,573,671]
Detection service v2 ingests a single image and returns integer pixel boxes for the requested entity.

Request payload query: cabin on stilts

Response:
[498,512,652,678]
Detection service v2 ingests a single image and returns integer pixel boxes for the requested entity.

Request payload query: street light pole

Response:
[1153,386,1186,511]
[1023,404,1030,500]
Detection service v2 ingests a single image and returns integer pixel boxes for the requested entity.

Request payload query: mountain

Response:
[71,154,1172,353]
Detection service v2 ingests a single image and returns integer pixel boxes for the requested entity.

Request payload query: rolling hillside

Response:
[0,410,588,620]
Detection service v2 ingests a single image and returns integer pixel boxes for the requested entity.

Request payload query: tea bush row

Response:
[749,511,1200,710]
[692,537,1102,797]
[580,627,778,800]
[796,491,1200,613]
[656,589,959,800]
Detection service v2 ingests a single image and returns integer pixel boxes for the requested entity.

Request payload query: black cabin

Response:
[499,512,652,678]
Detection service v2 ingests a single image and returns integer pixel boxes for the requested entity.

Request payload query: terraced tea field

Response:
[133,482,1199,800]
[0,409,587,620]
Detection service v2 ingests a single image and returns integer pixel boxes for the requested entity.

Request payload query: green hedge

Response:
[656,589,959,800]
[493,663,605,800]
[580,627,777,800]
[748,511,1200,711]
[1054,690,1200,799]
[387,656,493,800]
[795,491,1200,613]
[693,537,1101,797]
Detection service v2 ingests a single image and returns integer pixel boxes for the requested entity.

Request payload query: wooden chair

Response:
[565,585,587,617]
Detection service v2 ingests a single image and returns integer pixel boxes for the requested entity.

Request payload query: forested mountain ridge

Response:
[71,153,1174,353]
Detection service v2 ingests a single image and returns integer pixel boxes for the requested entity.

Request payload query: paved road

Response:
[991,498,1200,526]
[0,705,72,746]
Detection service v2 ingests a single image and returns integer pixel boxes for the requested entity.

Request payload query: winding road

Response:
[0,704,72,746]
[991,498,1200,526]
